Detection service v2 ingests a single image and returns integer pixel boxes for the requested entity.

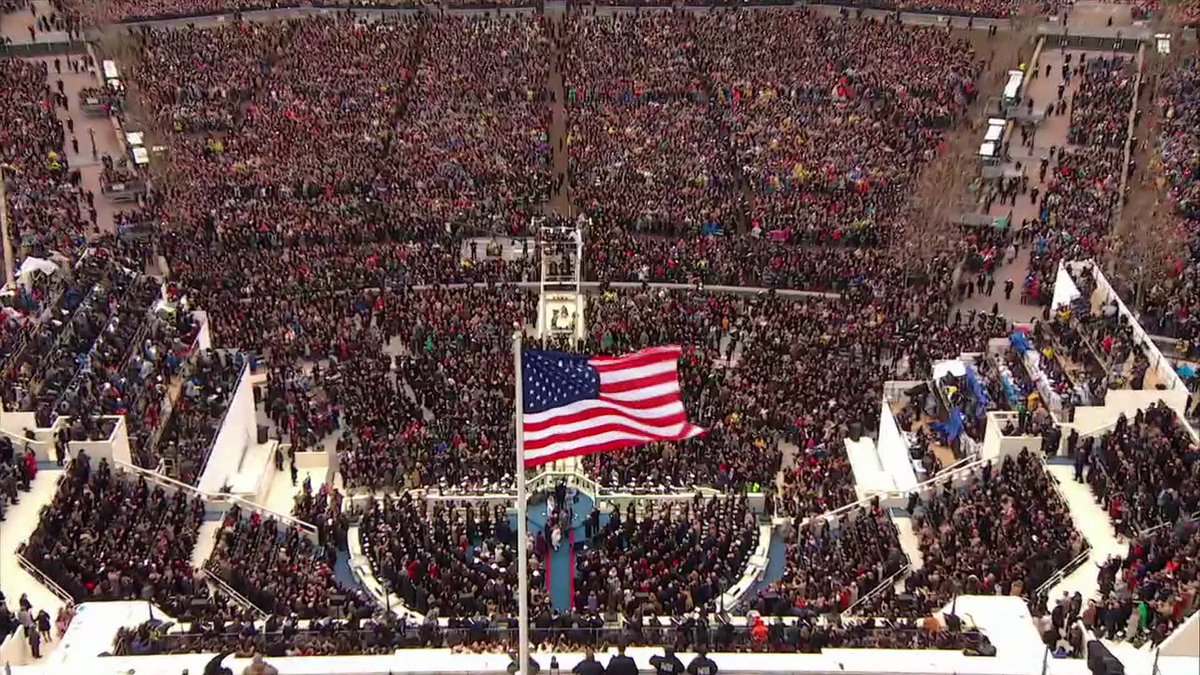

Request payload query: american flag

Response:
[520,345,706,468]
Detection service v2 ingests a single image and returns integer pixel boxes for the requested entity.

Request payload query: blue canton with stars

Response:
[522,349,601,415]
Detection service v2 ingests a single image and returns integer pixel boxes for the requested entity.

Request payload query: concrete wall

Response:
[197,361,256,494]
[66,415,132,465]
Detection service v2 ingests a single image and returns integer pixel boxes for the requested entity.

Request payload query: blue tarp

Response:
[965,365,990,418]
[1010,330,1033,354]
[931,407,965,443]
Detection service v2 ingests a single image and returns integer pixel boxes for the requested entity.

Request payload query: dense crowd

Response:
[565,11,979,286]
[207,502,371,619]
[0,58,88,268]
[896,450,1086,615]
[22,452,207,607]
[1140,57,1200,345]
[762,500,907,617]
[359,493,539,617]
[1080,404,1200,537]
[1093,519,1200,646]
[573,495,756,616]
[1067,56,1136,149]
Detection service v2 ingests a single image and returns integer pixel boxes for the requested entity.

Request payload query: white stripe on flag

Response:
[524,398,685,425]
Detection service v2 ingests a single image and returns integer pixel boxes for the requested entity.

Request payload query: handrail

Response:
[200,566,269,620]
[110,458,320,537]
[844,564,911,617]
[193,355,250,485]
[1137,510,1200,538]
[15,549,74,604]
[1034,547,1092,599]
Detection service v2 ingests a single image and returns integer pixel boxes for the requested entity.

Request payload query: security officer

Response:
[649,646,685,675]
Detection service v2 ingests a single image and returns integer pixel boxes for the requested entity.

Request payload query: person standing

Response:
[573,647,604,675]
[649,647,684,674]
[606,644,638,675]
[27,622,41,658]
[687,648,718,675]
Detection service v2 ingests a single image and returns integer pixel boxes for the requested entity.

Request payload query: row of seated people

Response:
[573,495,758,617]
[42,275,162,428]
[157,349,248,484]
[2,252,132,420]
[22,452,206,605]
[358,493,541,618]
[207,502,371,619]
[112,308,203,468]
[1080,404,1200,537]
[760,499,907,617]
[111,612,993,657]
[27,270,145,427]
[1092,520,1200,646]
[872,450,1086,617]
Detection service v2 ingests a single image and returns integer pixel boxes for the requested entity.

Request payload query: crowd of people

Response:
[573,495,757,617]
[22,451,207,607]
[1092,519,1200,646]
[206,502,371,619]
[762,500,907,617]
[0,52,88,269]
[1139,56,1200,346]
[564,11,980,287]
[1067,56,1136,150]
[1079,404,1200,537]
[358,493,538,617]
[897,450,1086,615]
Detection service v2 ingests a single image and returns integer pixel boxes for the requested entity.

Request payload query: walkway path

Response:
[890,513,925,575]
[1044,464,1126,610]
[543,3,571,218]
[0,467,66,663]
[957,47,1102,324]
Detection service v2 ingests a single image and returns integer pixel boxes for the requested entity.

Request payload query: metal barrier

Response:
[843,564,911,617]
[111,458,320,540]
[200,566,269,620]
[15,550,74,604]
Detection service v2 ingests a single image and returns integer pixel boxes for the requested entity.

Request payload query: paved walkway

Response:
[957,48,1098,324]
[0,467,66,663]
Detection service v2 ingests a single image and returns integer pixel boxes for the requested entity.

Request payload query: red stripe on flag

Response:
[590,347,681,372]
[524,405,685,433]
[525,417,689,452]
[523,424,707,468]
[597,370,678,394]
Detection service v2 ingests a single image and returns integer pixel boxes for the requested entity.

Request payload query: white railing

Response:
[111,458,320,540]
[201,567,269,620]
[844,564,911,617]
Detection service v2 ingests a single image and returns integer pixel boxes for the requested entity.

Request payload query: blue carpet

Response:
[333,550,360,590]
[548,531,574,611]
[762,528,787,587]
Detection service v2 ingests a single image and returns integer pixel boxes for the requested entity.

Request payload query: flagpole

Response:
[513,330,530,675]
